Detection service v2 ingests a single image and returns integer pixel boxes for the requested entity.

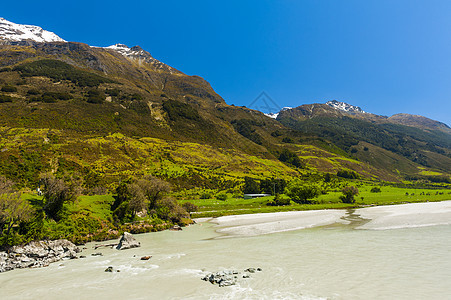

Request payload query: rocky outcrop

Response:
[201,268,263,287]
[0,239,80,273]
[116,232,140,250]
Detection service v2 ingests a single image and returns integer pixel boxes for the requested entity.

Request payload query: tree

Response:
[215,192,227,201]
[260,178,286,195]
[340,186,359,203]
[182,202,198,216]
[0,176,14,194]
[370,187,381,193]
[112,176,172,222]
[127,183,147,216]
[0,193,34,236]
[285,180,321,204]
[40,174,76,221]
[243,177,260,194]
[137,176,171,210]
[155,197,188,224]
[279,149,302,168]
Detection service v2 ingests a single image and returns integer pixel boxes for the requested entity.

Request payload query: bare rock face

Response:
[0,239,80,273]
[116,232,140,250]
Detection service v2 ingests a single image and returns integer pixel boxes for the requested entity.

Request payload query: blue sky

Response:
[3,0,451,125]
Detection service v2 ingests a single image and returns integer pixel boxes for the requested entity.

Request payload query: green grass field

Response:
[181,186,451,218]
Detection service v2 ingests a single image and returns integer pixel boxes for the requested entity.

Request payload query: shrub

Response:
[162,99,200,121]
[182,202,198,214]
[13,59,114,87]
[243,177,260,194]
[370,187,382,193]
[337,169,359,179]
[215,192,227,201]
[1,85,17,93]
[155,197,188,224]
[199,191,212,199]
[267,194,291,206]
[40,174,77,221]
[340,186,359,203]
[105,88,120,97]
[285,180,321,204]
[231,119,263,145]
[86,89,105,104]
[27,89,40,95]
[0,193,34,237]
[279,149,302,168]
[0,95,13,103]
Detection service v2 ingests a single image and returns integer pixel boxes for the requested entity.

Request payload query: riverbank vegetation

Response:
[1,169,450,247]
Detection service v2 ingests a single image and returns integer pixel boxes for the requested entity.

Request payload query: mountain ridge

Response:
[0,18,449,188]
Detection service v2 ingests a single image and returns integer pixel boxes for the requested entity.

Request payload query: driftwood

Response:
[94,243,118,250]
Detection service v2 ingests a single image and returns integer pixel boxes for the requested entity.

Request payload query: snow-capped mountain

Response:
[264,107,292,119]
[0,17,65,43]
[326,100,366,113]
[105,44,177,73]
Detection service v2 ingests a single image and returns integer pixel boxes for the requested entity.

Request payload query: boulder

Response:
[0,239,80,273]
[116,232,140,250]
[105,266,113,272]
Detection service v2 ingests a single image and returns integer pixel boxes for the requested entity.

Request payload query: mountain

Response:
[0,18,65,43]
[326,100,366,113]
[277,102,451,176]
[0,18,449,189]
[388,113,451,133]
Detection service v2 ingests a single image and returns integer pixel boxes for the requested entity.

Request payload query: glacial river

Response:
[1,203,451,300]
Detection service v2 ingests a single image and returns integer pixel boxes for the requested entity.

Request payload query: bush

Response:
[1,85,17,93]
[215,192,227,201]
[282,137,294,143]
[260,178,286,195]
[337,169,359,179]
[370,187,382,193]
[0,95,13,103]
[199,191,212,199]
[340,186,359,203]
[40,174,77,221]
[155,197,188,224]
[243,177,260,194]
[13,59,114,87]
[182,202,198,214]
[231,119,263,145]
[29,92,73,103]
[86,90,105,104]
[105,88,120,97]
[267,194,291,206]
[285,180,321,204]
[162,99,200,121]
[279,149,302,168]
[27,89,40,95]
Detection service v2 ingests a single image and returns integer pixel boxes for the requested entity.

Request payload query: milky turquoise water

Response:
[1,220,451,299]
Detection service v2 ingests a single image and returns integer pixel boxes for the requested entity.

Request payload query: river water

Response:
[1,207,451,300]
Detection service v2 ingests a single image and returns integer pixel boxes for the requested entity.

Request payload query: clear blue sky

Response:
[3,0,451,125]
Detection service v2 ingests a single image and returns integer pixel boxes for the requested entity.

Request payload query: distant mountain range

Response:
[0,18,449,188]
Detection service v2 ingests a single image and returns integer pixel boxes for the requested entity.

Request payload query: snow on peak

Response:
[326,100,366,113]
[264,107,292,119]
[105,43,177,73]
[106,44,145,57]
[0,17,65,43]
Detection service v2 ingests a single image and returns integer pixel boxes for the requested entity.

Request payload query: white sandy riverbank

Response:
[201,200,451,236]
[355,200,451,230]
[207,209,348,236]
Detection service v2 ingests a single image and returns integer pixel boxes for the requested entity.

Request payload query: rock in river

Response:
[0,239,80,273]
[116,232,140,250]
